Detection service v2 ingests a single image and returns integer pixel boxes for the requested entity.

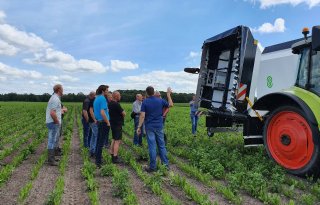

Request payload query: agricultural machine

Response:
[184,25,320,176]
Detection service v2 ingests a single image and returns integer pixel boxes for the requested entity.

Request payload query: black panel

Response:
[243,116,264,136]
[263,38,303,54]
[312,26,320,51]
[206,116,233,127]
[244,137,264,145]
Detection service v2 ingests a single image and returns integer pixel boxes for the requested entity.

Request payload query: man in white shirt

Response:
[45,84,63,166]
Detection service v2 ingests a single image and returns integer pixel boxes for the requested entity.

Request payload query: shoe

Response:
[54,147,62,156]
[48,149,58,166]
[96,164,102,169]
[144,166,157,173]
[90,152,95,158]
[112,156,122,164]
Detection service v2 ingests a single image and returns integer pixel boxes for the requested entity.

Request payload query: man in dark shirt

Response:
[137,86,173,172]
[82,91,95,148]
[109,91,126,164]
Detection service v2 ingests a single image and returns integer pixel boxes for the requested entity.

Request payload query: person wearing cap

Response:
[45,84,63,166]
[93,85,111,168]
[137,86,173,172]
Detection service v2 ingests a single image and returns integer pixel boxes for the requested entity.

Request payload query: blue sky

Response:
[0,0,319,94]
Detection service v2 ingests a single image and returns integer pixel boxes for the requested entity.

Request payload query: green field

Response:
[0,101,319,205]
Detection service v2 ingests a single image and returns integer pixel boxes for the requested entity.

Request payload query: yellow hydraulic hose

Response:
[246,97,263,122]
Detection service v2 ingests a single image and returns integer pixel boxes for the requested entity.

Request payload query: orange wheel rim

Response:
[267,111,314,170]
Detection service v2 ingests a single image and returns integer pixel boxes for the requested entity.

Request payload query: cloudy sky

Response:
[0,0,319,94]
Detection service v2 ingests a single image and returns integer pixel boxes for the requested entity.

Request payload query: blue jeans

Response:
[89,122,98,154]
[46,122,60,150]
[190,113,199,135]
[82,118,91,148]
[96,121,110,166]
[146,128,169,170]
[54,123,62,148]
[133,116,143,145]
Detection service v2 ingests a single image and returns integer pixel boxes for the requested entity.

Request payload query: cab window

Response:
[310,51,320,94]
[296,48,310,88]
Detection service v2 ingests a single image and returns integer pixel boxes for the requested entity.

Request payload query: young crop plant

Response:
[77,114,100,205]
[168,172,211,205]
[45,106,74,205]
[0,124,46,187]
[112,170,131,198]
[101,149,138,204]
[118,146,180,205]
[18,150,48,203]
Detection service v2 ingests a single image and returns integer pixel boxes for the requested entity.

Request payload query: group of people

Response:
[45,84,199,171]
[81,85,125,167]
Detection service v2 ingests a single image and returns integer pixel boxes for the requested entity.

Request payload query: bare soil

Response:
[61,124,90,205]
[0,134,34,165]
[24,132,64,205]
[169,163,230,204]
[96,173,123,205]
[116,163,162,205]
[121,142,198,205]
[0,140,46,205]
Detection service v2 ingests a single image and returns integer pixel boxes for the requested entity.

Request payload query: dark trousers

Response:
[82,118,91,148]
[96,121,110,166]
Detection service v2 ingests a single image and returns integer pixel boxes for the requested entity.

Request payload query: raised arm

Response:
[166,87,174,107]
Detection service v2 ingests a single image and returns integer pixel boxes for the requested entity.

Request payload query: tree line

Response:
[0,90,194,103]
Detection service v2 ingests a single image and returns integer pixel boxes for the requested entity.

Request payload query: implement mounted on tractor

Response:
[185,25,320,176]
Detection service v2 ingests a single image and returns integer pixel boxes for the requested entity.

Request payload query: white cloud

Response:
[110,60,139,72]
[188,51,201,59]
[0,24,51,53]
[0,76,7,81]
[0,39,19,56]
[0,10,6,24]
[0,10,109,74]
[249,0,320,8]
[49,74,79,82]
[24,48,107,73]
[0,62,79,89]
[122,70,198,93]
[251,18,286,34]
[0,62,43,79]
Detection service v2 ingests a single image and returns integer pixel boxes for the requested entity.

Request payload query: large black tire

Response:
[263,106,320,177]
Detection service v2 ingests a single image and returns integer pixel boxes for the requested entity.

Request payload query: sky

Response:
[0,0,320,94]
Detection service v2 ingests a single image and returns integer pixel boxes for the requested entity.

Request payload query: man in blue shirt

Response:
[93,84,111,168]
[137,86,173,172]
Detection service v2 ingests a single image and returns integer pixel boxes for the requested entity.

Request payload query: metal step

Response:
[243,135,264,147]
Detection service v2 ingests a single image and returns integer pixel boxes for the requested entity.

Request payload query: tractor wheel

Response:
[263,106,320,177]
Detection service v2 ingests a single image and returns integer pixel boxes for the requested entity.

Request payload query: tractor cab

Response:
[293,26,320,96]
